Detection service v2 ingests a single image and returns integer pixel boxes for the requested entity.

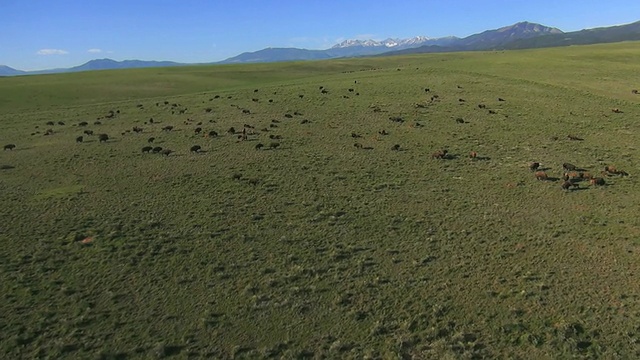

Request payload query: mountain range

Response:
[2,20,639,76]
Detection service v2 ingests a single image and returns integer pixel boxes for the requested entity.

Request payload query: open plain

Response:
[1,42,640,358]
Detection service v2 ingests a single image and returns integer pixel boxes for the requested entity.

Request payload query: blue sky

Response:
[2,0,639,71]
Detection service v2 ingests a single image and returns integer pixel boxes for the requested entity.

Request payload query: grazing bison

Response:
[132,126,143,133]
[46,121,55,126]
[98,134,109,142]
[455,118,465,124]
[142,146,153,153]
[561,180,579,190]
[161,149,173,156]
[84,130,94,136]
[353,143,363,149]
[391,144,401,151]
[498,97,506,102]
[255,143,264,150]
[534,171,548,181]
[562,163,577,172]
[3,144,16,150]
[269,142,280,149]
[190,145,202,153]
[348,88,354,92]
[284,114,293,118]
[590,177,606,186]
[194,127,202,134]
[351,132,361,138]
[162,125,174,131]
[57,121,65,126]
[431,149,448,159]
[269,134,282,140]
[242,109,251,114]
[469,151,477,159]
[567,134,583,141]
[76,136,83,143]
[379,130,389,135]
[298,95,304,99]
[148,137,155,143]
[208,131,218,137]
[79,121,89,126]
[458,98,465,102]
[612,108,623,113]
[151,146,163,153]
[321,89,329,94]
[227,127,235,134]
[632,89,639,94]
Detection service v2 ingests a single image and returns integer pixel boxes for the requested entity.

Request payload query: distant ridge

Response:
[0,59,184,77]
[2,20,639,75]
[0,65,26,76]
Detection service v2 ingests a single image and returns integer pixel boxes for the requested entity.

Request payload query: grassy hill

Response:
[1,42,640,358]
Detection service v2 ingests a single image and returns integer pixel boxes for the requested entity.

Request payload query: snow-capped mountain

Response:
[331,36,459,49]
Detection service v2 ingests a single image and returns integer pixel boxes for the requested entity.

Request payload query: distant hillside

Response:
[0,65,26,77]
[68,59,184,72]
[219,36,460,64]
[1,59,185,76]
[503,20,640,49]
[383,21,563,56]
[220,48,332,64]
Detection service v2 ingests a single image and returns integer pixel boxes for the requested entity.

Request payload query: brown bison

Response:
[432,149,448,159]
[534,171,548,181]
[4,144,16,150]
[561,180,579,190]
[590,177,606,186]
[469,151,478,159]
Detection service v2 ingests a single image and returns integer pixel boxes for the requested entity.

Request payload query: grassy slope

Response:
[1,42,640,359]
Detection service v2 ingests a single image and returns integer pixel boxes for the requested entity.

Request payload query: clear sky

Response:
[2,0,639,71]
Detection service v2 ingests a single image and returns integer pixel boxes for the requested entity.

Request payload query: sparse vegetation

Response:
[1,41,640,359]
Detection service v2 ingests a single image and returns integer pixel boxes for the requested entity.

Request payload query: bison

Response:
[98,134,109,142]
[161,149,173,156]
[84,130,94,136]
[561,180,579,190]
[431,149,448,159]
[151,146,163,153]
[354,143,363,149]
[148,137,156,143]
[534,171,548,181]
[590,177,606,186]
[142,146,153,153]
[162,125,174,131]
[255,143,264,150]
[190,145,202,153]
[194,127,202,135]
[269,142,280,150]
[76,136,83,143]
[562,163,577,172]
[3,144,16,150]
[208,131,218,137]
[469,151,478,159]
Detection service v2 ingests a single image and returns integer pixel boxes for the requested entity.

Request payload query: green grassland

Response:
[1,42,640,358]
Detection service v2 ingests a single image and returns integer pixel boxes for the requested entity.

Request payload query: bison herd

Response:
[528,160,629,191]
